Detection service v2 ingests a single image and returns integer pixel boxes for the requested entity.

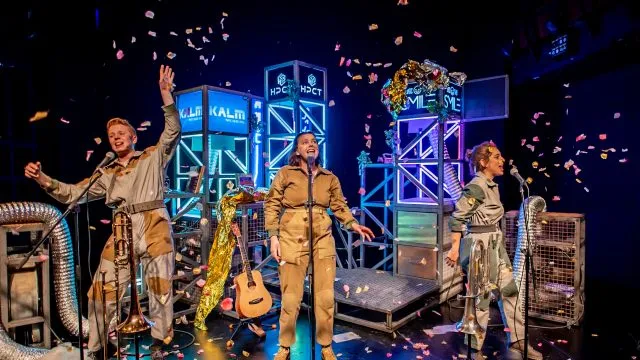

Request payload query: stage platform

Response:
[263,267,441,333]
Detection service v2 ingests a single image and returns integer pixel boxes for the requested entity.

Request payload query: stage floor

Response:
[109,292,639,360]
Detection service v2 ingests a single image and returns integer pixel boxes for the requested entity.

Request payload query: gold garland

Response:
[194,186,267,330]
[381,59,467,119]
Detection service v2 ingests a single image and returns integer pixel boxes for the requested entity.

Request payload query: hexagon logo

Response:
[307,74,317,87]
[277,73,287,86]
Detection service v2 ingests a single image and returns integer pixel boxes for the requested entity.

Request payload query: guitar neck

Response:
[236,233,255,284]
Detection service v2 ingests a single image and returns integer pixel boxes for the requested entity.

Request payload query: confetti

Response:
[383,63,393,68]
[532,136,539,142]
[619,158,628,163]
[599,134,607,140]
[328,100,335,107]
[352,75,362,81]
[576,134,586,142]
[136,127,147,131]
[116,50,124,60]
[368,24,379,31]
[343,284,349,293]
[576,178,582,183]
[368,72,378,83]
[29,111,49,122]
[526,177,533,184]
[140,121,151,127]
[358,187,366,195]
[131,36,136,43]
[222,33,230,41]
[343,86,351,94]
[86,150,94,161]
[563,83,570,87]
[148,30,157,37]
[153,52,157,60]
[584,187,590,192]
[394,36,403,46]
[413,31,422,38]
[397,0,408,4]
[220,18,226,29]
[225,81,232,87]
[39,254,49,262]
[220,297,233,311]
[521,139,526,146]
[169,31,178,36]
[335,43,341,51]
[242,351,250,357]
[166,52,176,59]
[89,226,96,231]
[346,59,352,67]
[600,153,608,160]
[565,95,572,99]
[100,219,111,224]
[185,28,193,34]
[145,10,155,19]
[365,124,370,133]
[553,146,562,153]
[449,46,458,52]
[532,161,539,169]
[613,112,621,119]
[533,112,544,119]
[563,159,574,170]
[196,279,206,287]
[552,196,561,201]
[112,40,116,49]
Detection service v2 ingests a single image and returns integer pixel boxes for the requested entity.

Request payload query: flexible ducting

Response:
[511,196,547,315]
[0,202,89,359]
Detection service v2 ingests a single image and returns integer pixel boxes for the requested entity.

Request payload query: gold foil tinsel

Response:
[194,186,267,330]
[381,59,467,119]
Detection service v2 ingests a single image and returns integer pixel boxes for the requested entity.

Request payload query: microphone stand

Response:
[519,182,537,359]
[18,168,106,360]
[305,156,316,360]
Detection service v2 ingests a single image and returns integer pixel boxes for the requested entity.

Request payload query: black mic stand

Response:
[518,182,538,359]
[18,168,106,360]
[305,156,316,360]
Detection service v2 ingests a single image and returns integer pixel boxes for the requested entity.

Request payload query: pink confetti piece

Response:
[533,112,544,119]
[386,353,392,358]
[545,122,551,126]
[394,36,403,46]
[166,52,176,59]
[343,284,350,293]
[504,327,511,332]
[145,10,155,19]
[449,46,458,52]
[565,95,572,99]
[220,297,233,311]
[136,127,147,132]
[553,146,562,153]
[365,123,370,133]
[335,43,340,51]
[366,114,372,119]
[614,112,621,119]
[196,278,206,287]
[620,158,628,163]
[140,121,151,127]
[358,187,366,195]
[86,150,94,161]
[532,136,539,142]
[526,144,535,152]
[197,349,204,354]
[558,136,563,142]
[177,353,184,359]
[413,31,422,38]
[346,59,352,67]
[599,134,607,140]
[100,219,111,224]
[152,52,157,61]
[169,31,178,36]
[576,134,586,142]
[39,254,49,262]
[521,139,526,146]
[60,117,70,124]
[363,134,372,140]
[328,100,335,107]
[587,145,595,150]
[148,31,157,37]
[222,33,229,41]
[552,196,561,201]
[343,86,351,94]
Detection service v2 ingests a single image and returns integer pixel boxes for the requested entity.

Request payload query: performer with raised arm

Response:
[445,141,543,359]
[264,131,375,360]
[24,65,180,360]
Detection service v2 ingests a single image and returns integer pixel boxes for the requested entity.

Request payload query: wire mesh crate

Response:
[504,211,585,325]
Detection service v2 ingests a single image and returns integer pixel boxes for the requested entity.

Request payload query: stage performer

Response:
[264,132,375,360]
[445,141,543,360]
[24,65,180,360]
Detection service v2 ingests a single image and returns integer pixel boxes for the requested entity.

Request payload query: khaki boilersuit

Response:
[43,104,181,352]
[264,165,358,347]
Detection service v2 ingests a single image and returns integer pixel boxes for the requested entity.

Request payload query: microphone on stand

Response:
[95,152,116,172]
[306,155,314,172]
[509,165,526,187]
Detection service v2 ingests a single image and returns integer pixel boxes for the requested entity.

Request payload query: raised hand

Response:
[159,65,175,93]
[24,161,52,187]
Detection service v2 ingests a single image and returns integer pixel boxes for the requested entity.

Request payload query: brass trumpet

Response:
[112,210,155,334]
[455,237,490,339]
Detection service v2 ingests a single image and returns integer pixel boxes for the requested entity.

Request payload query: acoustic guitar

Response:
[231,222,273,319]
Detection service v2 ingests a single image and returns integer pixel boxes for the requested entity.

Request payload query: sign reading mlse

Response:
[208,90,249,134]
[298,65,325,101]
[400,82,462,118]
[266,65,295,102]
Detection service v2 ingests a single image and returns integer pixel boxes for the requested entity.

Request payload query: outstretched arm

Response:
[157,65,181,167]
[24,161,106,204]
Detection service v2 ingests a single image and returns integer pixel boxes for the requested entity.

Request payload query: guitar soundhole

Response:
[249,298,264,305]
[248,281,256,288]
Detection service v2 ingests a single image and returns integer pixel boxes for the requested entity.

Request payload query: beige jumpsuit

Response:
[43,104,181,352]
[449,172,525,350]
[264,165,358,347]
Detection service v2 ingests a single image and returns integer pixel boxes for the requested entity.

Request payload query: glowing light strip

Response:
[268,142,293,170]
[223,150,248,173]
[420,122,460,158]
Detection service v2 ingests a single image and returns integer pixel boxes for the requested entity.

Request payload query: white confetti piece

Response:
[148,30,157,37]
[145,10,154,19]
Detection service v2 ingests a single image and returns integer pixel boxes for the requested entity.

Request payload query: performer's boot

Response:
[273,346,291,360]
[321,345,337,360]
[507,340,543,360]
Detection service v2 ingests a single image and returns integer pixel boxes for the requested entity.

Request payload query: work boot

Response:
[273,346,290,360]
[507,340,543,360]
[321,345,337,360]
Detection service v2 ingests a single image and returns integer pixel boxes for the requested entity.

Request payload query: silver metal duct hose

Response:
[426,127,463,201]
[511,196,547,314]
[0,202,90,343]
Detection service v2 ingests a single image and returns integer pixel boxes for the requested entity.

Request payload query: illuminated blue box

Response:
[264,60,327,103]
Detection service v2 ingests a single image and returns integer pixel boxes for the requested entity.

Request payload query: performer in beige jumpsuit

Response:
[265,132,374,360]
[24,66,180,360]
[446,141,543,360]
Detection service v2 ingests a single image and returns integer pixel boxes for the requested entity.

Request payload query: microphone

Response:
[95,152,116,170]
[306,155,314,171]
[509,166,526,186]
